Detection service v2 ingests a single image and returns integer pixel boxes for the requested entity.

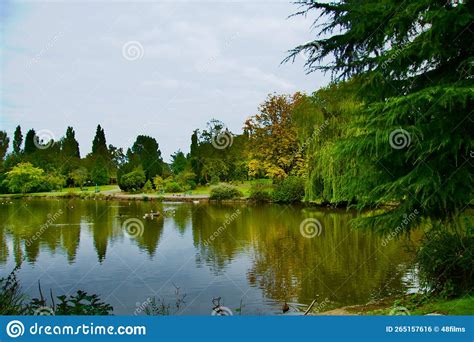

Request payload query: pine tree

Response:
[23,129,37,155]
[13,125,23,155]
[286,0,473,231]
[91,125,108,156]
[62,126,80,158]
[0,131,9,162]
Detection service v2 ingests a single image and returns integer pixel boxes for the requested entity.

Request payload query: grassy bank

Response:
[0,180,275,200]
[338,294,474,316]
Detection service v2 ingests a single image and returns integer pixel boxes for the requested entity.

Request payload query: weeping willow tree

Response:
[285,0,473,233]
[302,80,370,204]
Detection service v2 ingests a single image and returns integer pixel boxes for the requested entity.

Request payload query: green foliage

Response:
[170,150,188,175]
[209,183,243,200]
[153,175,164,191]
[91,158,109,185]
[1,269,113,315]
[30,291,113,315]
[119,168,146,192]
[13,125,23,156]
[0,267,26,315]
[287,0,473,230]
[176,171,197,190]
[164,181,183,193]
[143,180,153,193]
[272,176,305,203]
[41,173,66,192]
[0,131,9,162]
[91,124,108,156]
[129,135,164,180]
[23,129,37,154]
[3,162,44,193]
[70,167,89,189]
[416,225,474,297]
[248,182,272,202]
[61,126,80,158]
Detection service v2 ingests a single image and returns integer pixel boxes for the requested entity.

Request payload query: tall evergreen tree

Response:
[286,0,474,231]
[13,125,23,155]
[130,135,163,180]
[91,125,108,157]
[23,129,37,155]
[61,126,80,158]
[0,131,9,162]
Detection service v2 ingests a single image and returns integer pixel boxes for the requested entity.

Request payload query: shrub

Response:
[118,169,146,192]
[1,269,113,315]
[248,182,272,202]
[272,176,305,203]
[165,181,183,193]
[143,180,153,193]
[3,162,44,193]
[209,183,243,200]
[416,228,474,297]
[153,176,164,191]
[0,267,26,315]
[41,173,66,192]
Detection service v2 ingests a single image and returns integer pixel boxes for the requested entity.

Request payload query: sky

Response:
[0,0,329,161]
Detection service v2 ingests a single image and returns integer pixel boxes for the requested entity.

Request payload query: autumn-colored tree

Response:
[245,93,305,180]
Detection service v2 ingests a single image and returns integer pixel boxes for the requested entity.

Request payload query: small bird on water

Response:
[282,302,289,313]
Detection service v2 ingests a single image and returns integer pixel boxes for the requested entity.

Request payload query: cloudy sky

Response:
[1,0,329,161]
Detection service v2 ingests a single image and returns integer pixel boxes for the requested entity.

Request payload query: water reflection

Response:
[0,199,418,314]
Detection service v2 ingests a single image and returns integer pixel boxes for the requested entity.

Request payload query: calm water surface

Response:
[0,199,418,315]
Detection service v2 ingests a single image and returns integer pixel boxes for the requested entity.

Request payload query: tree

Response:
[118,168,146,192]
[91,158,109,185]
[170,150,187,175]
[244,93,304,180]
[70,167,89,190]
[61,126,80,159]
[286,0,473,231]
[130,135,163,180]
[23,129,37,155]
[13,125,23,156]
[91,125,108,157]
[3,162,44,193]
[0,131,9,162]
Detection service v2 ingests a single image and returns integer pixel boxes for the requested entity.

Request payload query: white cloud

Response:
[1,1,329,161]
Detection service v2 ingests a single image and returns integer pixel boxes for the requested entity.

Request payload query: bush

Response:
[248,182,272,202]
[143,180,153,193]
[118,169,146,192]
[1,269,113,315]
[165,181,183,193]
[3,162,44,193]
[416,228,474,297]
[272,176,305,203]
[40,173,66,192]
[209,183,243,200]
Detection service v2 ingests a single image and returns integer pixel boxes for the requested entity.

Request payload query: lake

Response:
[0,198,418,315]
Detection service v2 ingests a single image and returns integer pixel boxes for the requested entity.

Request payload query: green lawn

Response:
[0,185,120,198]
[0,180,275,198]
